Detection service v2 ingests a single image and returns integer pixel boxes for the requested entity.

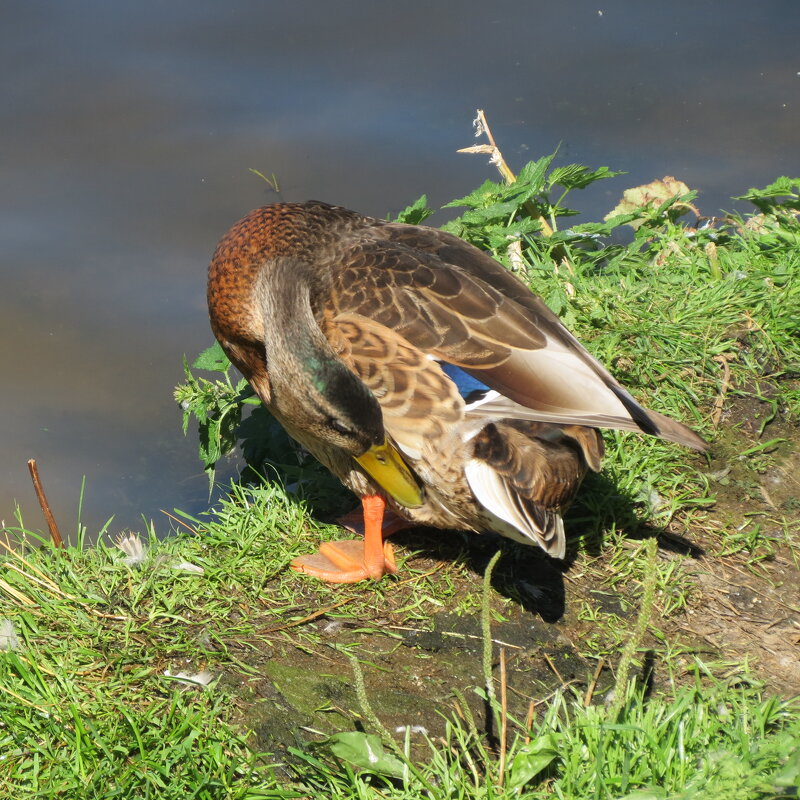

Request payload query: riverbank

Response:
[3,167,799,798]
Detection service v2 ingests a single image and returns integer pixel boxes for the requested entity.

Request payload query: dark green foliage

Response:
[392,194,435,225]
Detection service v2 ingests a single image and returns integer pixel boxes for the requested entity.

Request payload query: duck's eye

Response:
[328,418,353,436]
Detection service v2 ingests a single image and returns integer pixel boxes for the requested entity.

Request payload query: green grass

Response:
[0,536,268,798]
[4,164,800,797]
[291,680,800,799]
[1,521,798,798]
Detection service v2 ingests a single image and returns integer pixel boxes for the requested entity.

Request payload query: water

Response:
[2,1,798,540]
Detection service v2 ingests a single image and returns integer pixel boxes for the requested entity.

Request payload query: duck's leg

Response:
[290,494,398,583]
[337,505,416,537]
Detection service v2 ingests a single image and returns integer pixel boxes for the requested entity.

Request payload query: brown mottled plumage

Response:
[208,200,706,582]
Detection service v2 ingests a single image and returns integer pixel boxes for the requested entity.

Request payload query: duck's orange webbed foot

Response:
[290,494,398,583]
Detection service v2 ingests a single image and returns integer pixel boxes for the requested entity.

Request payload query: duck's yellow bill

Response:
[355,439,423,509]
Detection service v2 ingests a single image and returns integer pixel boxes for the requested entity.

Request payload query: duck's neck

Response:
[256,258,340,391]
[253,256,387,462]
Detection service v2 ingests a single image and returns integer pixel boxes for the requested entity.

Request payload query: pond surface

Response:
[2,1,798,540]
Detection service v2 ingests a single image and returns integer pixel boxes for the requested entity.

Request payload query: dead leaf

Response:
[605,176,696,227]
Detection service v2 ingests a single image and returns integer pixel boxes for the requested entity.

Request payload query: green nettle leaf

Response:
[464,200,521,223]
[544,287,567,316]
[200,417,223,466]
[394,194,434,225]
[192,341,230,372]
[326,732,406,779]
[735,176,800,213]
[485,221,541,251]
[507,733,560,790]
[443,179,504,210]
[549,164,623,191]
[192,400,209,427]
[572,214,641,235]
[516,151,558,193]
[737,176,800,199]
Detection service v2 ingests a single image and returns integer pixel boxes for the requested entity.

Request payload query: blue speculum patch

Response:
[439,362,491,403]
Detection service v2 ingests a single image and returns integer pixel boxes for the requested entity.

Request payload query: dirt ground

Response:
[225,390,800,754]
[674,393,800,697]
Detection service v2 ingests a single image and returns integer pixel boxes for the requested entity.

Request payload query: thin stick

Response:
[2,562,67,597]
[531,680,582,710]
[543,651,566,685]
[27,459,63,548]
[0,682,51,713]
[3,565,126,620]
[498,647,508,787]
[458,109,555,236]
[0,539,60,586]
[711,353,732,427]
[159,509,199,536]
[0,576,36,606]
[260,563,446,634]
[0,548,127,621]
[583,657,606,707]
[524,699,536,745]
[261,597,358,634]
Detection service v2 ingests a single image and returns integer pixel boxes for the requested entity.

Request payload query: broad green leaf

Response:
[549,164,623,190]
[735,176,800,201]
[457,202,521,225]
[735,176,800,212]
[572,213,641,235]
[508,733,560,790]
[326,732,406,779]
[544,287,567,316]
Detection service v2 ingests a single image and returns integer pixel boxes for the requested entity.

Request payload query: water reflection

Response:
[1,1,798,540]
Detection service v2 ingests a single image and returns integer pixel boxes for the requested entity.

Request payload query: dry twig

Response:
[459,110,554,236]
[542,651,566,684]
[584,657,606,707]
[711,354,733,427]
[27,459,63,548]
[498,647,508,787]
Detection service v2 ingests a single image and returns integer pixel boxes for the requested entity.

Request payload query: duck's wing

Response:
[328,222,707,451]
[327,312,464,461]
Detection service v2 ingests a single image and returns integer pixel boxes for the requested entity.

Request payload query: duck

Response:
[207,200,707,583]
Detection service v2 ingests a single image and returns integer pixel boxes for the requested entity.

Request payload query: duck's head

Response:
[297,353,384,454]
[275,331,424,510]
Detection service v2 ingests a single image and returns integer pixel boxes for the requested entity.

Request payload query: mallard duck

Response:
[208,201,706,583]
